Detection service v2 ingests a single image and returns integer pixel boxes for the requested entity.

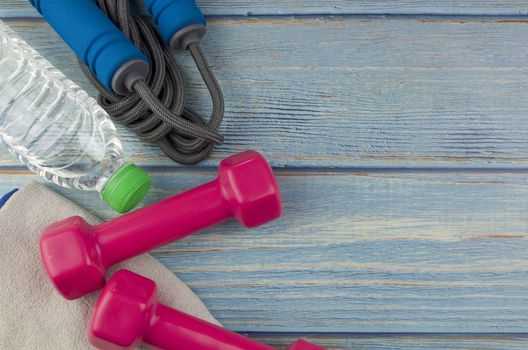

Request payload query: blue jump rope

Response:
[29,0,224,164]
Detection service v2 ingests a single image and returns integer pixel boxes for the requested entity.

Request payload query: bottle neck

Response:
[96,158,127,194]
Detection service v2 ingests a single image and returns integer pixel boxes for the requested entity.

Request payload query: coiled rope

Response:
[79,0,224,164]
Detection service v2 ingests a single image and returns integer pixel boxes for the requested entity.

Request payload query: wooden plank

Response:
[3,1,528,17]
[1,170,527,332]
[2,18,528,169]
[249,333,528,349]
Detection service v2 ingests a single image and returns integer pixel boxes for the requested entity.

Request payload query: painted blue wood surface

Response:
[0,171,527,333]
[2,18,528,168]
[1,0,528,348]
[251,334,528,350]
[3,0,528,16]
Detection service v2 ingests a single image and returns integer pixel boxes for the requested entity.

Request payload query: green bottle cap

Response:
[102,164,151,213]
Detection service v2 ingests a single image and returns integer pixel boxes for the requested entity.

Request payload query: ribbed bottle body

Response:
[0,21,125,193]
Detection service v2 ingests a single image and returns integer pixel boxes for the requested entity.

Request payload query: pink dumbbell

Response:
[89,270,325,350]
[41,150,282,300]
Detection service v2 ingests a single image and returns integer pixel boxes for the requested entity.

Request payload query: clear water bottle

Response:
[0,20,151,213]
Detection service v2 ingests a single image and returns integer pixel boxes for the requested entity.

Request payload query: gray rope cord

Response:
[78,0,225,164]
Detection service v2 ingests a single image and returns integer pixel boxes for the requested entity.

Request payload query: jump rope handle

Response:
[144,0,207,49]
[29,0,206,91]
[28,0,149,95]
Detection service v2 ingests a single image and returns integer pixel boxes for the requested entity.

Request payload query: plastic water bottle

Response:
[0,20,151,213]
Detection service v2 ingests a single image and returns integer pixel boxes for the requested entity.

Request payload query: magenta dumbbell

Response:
[40,150,282,300]
[89,270,325,350]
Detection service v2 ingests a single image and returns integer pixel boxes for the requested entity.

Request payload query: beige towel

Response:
[0,182,219,349]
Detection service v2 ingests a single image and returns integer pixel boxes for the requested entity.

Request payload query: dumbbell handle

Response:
[96,179,230,267]
[148,308,324,350]
[145,305,274,350]
[147,309,324,350]
[29,0,149,94]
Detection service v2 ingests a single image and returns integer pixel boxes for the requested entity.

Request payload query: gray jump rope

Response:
[79,0,225,165]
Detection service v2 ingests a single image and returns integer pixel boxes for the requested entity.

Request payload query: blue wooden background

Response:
[1,1,528,348]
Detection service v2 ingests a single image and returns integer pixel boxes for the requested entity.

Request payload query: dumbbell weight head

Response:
[88,270,156,350]
[217,150,281,227]
[39,216,104,299]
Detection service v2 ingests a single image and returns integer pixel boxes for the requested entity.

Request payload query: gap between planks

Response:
[2,165,528,176]
[3,0,528,17]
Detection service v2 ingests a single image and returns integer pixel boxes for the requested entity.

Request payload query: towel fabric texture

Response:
[0,182,219,349]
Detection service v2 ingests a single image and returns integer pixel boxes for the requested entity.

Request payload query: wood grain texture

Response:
[1,170,527,332]
[250,333,528,350]
[1,0,528,342]
[2,18,528,169]
[3,0,528,16]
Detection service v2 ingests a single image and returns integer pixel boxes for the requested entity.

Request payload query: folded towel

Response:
[0,182,219,349]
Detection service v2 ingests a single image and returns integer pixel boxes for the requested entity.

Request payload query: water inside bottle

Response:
[0,22,125,192]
